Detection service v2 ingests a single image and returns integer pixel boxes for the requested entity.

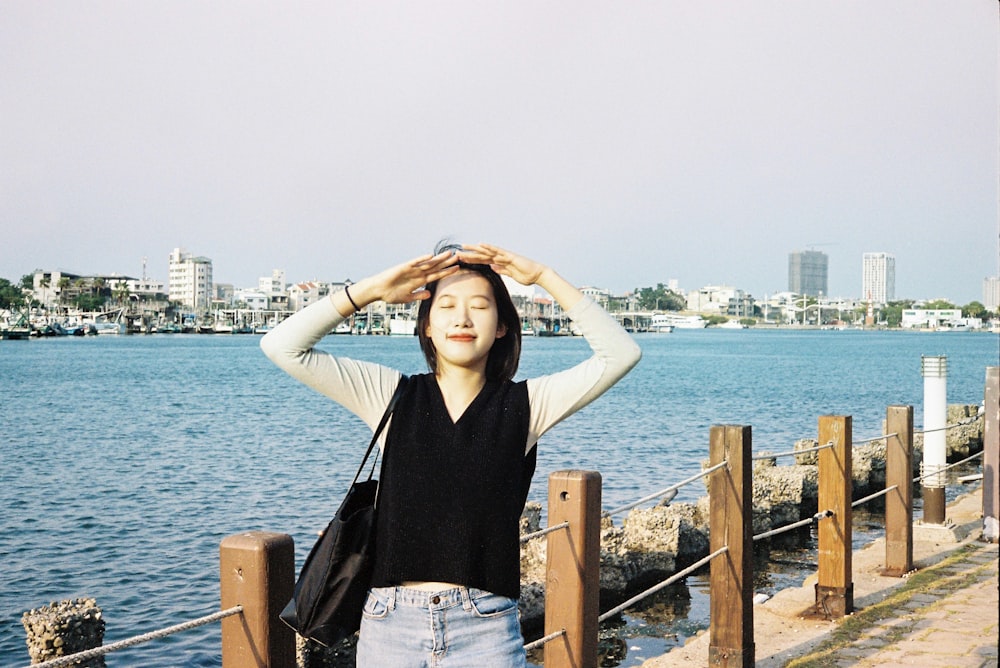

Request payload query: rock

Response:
[21,598,105,667]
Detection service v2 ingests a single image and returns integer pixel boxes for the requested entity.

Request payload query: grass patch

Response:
[784,543,990,668]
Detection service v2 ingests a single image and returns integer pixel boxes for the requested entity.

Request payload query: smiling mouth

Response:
[448,334,476,342]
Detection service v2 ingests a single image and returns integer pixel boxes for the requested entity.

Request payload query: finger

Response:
[416,251,459,271]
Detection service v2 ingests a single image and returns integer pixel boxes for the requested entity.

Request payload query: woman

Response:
[261,243,640,666]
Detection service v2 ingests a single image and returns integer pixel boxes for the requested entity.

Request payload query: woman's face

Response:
[425,270,507,375]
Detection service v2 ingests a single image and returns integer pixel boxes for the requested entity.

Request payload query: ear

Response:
[496,322,507,338]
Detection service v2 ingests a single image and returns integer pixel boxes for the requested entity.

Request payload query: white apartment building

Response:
[862,252,895,305]
[259,269,286,296]
[686,285,737,313]
[168,248,213,311]
[984,276,1000,312]
[289,281,325,311]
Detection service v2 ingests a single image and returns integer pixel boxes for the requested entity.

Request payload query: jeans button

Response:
[431,595,440,605]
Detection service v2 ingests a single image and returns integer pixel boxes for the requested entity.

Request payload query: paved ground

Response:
[642,487,999,667]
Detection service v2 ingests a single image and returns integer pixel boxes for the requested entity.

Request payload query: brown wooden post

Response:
[984,367,999,543]
[220,531,296,668]
[708,425,754,667]
[815,415,853,617]
[882,406,914,576]
[544,470,601,668]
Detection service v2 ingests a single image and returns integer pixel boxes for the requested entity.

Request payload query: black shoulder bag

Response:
[279,375,408,646]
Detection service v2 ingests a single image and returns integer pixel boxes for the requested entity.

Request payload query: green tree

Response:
[882,300,915,327]
[38,275,51,308]
[113,281,131,308]
[57,276,70,306]
[962,301,986,319]
[0,278,26,309]
[923,299,955,310]
[634,284,685,311]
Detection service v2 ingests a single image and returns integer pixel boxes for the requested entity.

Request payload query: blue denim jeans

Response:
[356,586,527,667]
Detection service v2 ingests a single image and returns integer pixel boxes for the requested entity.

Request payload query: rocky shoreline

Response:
[516,404,984,636]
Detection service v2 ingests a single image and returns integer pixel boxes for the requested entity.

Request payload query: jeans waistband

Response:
[375,585,476,609]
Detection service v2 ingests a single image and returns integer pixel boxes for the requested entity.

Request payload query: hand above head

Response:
[458,244,547,286]
[339,252,460,315]
[460,243,585,312]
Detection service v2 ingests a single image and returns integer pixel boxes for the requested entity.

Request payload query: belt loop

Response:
[460,586,472,611]
[388,586,397,611]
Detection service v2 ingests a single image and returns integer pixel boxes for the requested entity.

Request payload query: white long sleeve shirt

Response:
[260,295,641,453]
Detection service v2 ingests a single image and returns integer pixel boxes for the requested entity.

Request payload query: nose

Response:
[453,305,473,327]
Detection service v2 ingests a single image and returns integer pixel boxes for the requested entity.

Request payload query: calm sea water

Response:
[1,329,996,666]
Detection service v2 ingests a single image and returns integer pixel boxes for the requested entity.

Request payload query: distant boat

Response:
[0,326,30,340]
[652,313,706,329]
[649,314,675,333]
[717,319,747,329]
[388,317,416,336]
[94,322,126,335]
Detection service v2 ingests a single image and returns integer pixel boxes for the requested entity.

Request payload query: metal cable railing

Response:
[523,627,567,652]
[753,509,835,542]
[751,441,833,461]
[520,520,569,544]
[916,415,981,435]
[598,546,730,623]
[603,461,727,518]
[23,606,243,668]
[852,485,899,508]
[914,450,985,484]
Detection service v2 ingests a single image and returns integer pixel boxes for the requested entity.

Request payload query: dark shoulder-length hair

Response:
[416,246,522,382]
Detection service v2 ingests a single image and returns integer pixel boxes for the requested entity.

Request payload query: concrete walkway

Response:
[642,487,998,667]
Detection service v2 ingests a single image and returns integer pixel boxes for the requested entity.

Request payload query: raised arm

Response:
[458,243,584,314]
[260,251,461,428]
[458,244,642,450]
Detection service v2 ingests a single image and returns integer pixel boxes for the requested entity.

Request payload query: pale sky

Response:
[2,1,997,304]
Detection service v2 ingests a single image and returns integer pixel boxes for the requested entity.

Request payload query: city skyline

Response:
[16,244,998,308]
[2,2,996,304]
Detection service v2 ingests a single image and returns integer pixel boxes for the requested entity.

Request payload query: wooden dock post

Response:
[984,367,999,543]
[813,415,853,618]
[708,425,754,667]
[544,470,601,668]
[220,531,295,668]
[882,406,914,576]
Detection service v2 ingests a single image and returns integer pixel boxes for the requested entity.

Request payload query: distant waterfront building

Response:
[985,276,1000,312]
[901,309,963,329]
[862,252,895,305]
[126,277,165,297]
[580,286,610,308]
[168,248,213,311]
[235,288,268,310]
[687,284,738,313]
[259,269,286,295]
[289,281,325,311]
[31,270,83,307]
[788,250,828,297]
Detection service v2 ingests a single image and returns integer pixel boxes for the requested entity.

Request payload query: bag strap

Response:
[351,375,408,486]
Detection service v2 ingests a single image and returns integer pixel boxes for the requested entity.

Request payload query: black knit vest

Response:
[370,373,535,599]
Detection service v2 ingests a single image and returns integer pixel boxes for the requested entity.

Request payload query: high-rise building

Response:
[788,250,828,297]
[984,276,1000,312]
[168,247,213,311]
[862,252,895,305]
